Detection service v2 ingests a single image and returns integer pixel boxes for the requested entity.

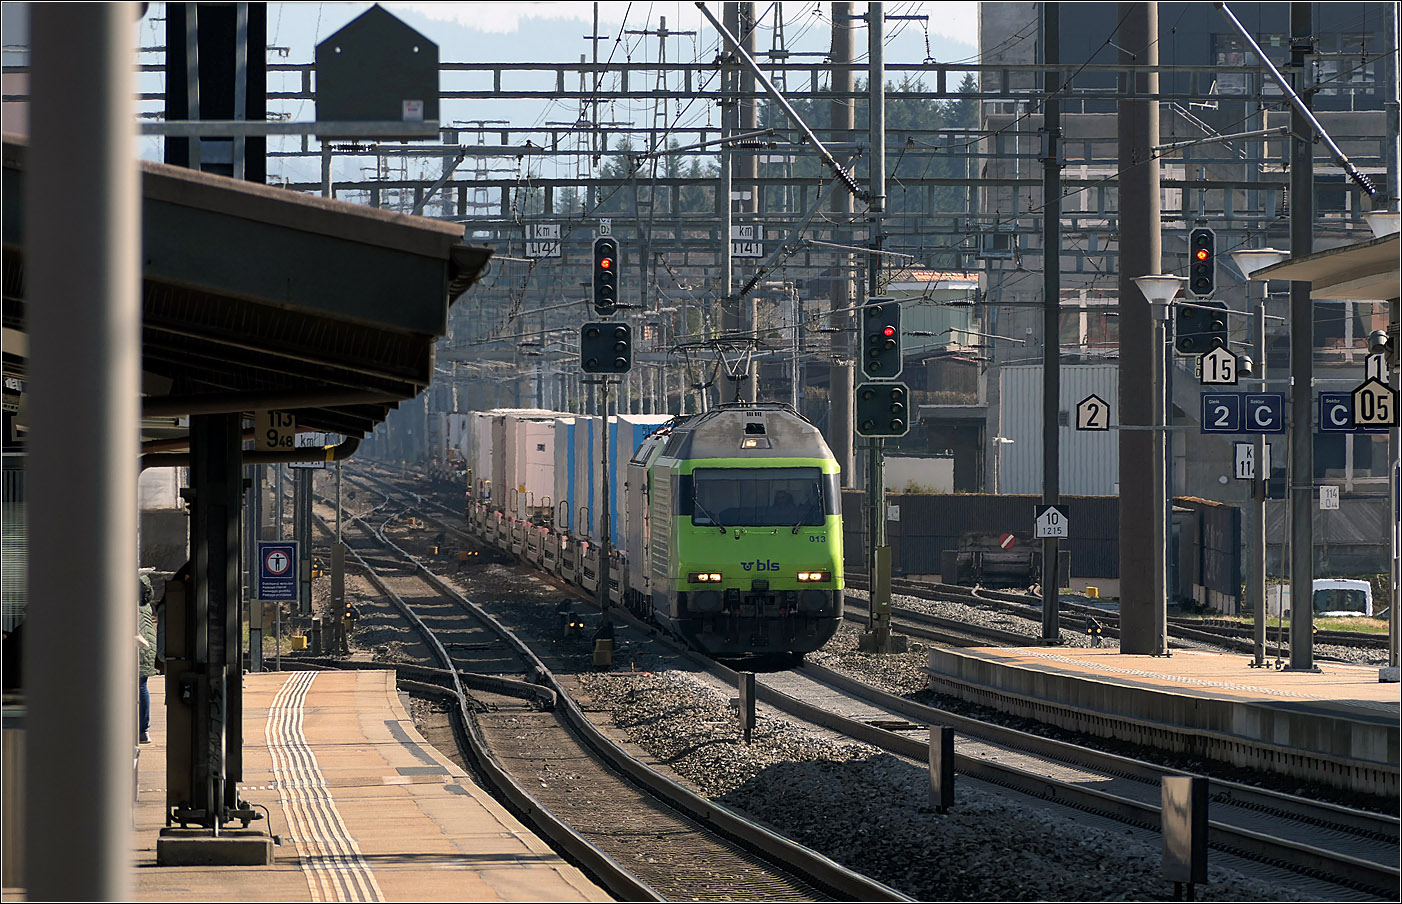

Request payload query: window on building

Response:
[1314,433,1346,477]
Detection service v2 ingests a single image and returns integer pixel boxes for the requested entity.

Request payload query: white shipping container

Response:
[468,412,494,500]
[553,417,576,531]
[514,416,557,518]
[504,416,527,514]
[447,413,470,460]
[613,415,672,548]
[573,416,598,539]
[489,413,509,507]
[484,408,560,511]
[592,417,611,541]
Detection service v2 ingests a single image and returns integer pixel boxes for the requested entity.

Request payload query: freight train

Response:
[460,403,844,658]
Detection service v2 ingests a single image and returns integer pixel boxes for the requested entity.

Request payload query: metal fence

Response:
[841,491,1240,601]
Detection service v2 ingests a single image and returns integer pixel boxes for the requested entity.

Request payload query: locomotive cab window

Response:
[686,467,832,527]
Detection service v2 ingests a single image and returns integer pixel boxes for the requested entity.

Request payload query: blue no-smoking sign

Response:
[257,540,299,601]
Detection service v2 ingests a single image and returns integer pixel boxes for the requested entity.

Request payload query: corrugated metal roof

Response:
[887,269,980,284]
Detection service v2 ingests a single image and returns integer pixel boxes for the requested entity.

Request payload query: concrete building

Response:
[973,1,1396,582]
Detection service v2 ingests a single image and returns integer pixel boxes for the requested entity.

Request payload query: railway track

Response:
[337,466,1400,900]
[847,573,1388,656]
[744,660,1401,899]
[313,485,909,903]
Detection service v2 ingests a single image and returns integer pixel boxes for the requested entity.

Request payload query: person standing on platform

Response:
[137,575,157,744]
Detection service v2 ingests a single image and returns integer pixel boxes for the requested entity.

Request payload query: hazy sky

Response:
[127,2,981,184]
[389,1,980,44]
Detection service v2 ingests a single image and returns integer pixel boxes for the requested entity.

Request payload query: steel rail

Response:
[326,504,663,903]
[349,467,1399,893]
[740,661,1400,897]
[327,489,912,903]
[864,574,1388,654]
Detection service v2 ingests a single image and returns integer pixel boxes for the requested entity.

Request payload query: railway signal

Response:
[860,298,902,380]
[593,236,618,315]
[1176,300,1228,355]
[855,381,909,437]
[580,321,632,373]
[1188,227,1215,298]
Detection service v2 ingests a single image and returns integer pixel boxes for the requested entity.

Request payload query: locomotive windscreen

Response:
[685,467,834,527]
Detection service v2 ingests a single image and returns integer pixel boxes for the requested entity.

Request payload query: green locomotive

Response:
[623,403,844,657]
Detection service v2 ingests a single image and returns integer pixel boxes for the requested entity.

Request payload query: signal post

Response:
[856,298,908,654]
[581,234,630,646]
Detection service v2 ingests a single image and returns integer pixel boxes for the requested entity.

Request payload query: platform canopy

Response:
[1252,233,1400,301]
[2,132,491,443]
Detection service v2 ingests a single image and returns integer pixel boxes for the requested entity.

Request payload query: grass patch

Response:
[1315,616,1389,634]
[1193,613,1389,635]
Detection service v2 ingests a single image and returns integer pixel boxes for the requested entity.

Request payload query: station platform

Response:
[134,670,610,903]
[926,645,1400,797]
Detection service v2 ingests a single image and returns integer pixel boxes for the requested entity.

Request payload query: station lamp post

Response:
[1133,274,1185,657]
[992,435,1014,494]
[1232,249,1288,669]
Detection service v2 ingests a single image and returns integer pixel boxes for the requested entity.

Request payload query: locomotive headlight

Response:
[689,572,723,583]
[797,571,831,582]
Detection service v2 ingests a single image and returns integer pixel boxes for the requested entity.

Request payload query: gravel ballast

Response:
[574,665,1311,902]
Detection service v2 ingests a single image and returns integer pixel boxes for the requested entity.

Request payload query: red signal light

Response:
[600,257,613,269]
[882,325,896,338]
[1195,249,1210,261]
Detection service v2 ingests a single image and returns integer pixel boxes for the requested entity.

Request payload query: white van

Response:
[1265,579,1375,618]
[1310,579,1374,617]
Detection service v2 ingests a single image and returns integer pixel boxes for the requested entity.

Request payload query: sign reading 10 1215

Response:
[1034,504,1069,539]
